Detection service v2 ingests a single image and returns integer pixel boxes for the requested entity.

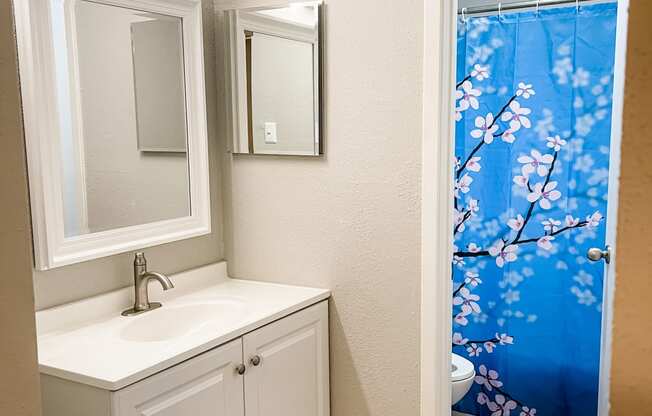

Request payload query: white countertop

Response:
[36,262,330,391]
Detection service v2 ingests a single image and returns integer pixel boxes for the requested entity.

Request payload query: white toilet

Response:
[451,353,475,406]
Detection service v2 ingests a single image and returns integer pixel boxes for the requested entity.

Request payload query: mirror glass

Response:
[62,1,190,237]
[229,2,322,155]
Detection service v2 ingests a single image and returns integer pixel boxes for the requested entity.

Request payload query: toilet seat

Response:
[451,353,474,382]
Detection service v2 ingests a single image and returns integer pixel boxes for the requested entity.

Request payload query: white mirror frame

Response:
[221,0,323,156]
[13,0,211,270]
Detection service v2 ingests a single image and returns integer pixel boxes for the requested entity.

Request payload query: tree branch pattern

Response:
[451,64,605,416]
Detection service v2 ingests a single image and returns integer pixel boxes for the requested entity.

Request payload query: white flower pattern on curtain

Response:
[452,4,618,415]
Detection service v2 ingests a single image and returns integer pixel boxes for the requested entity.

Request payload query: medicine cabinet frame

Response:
[13,0,211,270]
[221,0,324,156]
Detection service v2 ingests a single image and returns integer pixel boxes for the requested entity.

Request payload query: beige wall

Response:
[0,2,42,415]
[219,1,423,414]
[610,0,652,413]
[33,1,225,310]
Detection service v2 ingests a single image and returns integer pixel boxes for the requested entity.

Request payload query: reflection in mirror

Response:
[228,2,322,156]
[64,2,190,237]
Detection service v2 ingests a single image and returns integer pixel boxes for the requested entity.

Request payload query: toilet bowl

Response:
[451,353,475,405]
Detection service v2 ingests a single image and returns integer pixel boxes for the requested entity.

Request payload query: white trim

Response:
[214,0,310,11]
[421,0,457,415]
[13,0,211,270]
[598,0,629,414]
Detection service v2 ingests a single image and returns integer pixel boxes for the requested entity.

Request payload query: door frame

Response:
[420,0,457,415]
[599,0,630,414]
[420,0,630,415]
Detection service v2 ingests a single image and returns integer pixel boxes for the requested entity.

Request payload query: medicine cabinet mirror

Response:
[14,0,210,270]
[224,1,324,156]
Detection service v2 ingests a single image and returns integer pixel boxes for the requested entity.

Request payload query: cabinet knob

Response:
[235,363,246,375]
[250,355,261,366]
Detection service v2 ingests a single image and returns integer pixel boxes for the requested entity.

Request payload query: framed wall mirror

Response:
[14,0,210,270]
[224,1,324,156]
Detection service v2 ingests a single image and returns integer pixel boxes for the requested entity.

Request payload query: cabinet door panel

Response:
[113,339,244,416]
[243,301,329,416]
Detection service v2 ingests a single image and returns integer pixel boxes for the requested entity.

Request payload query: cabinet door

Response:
[243,301,330,416]
[113,339,244,416]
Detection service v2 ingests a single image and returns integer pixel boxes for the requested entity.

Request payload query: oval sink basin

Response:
[120,300,246,343]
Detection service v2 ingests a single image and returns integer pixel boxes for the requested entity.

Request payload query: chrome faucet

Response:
[121,252,174,316]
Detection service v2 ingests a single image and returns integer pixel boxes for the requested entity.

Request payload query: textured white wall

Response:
[219,0,423,414]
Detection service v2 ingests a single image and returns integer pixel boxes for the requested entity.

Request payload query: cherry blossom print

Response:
[455,174,473,198]
[572,67,590,88]
[467,343,483,357]
[516,82,536,99]
[488,394,518,416]
[564,215,580,227]
[507,214,525,231]
[586,211,603,228]
[454,209,468,232]
[453,287,482,316]
[471,64,490,81]
[488,240,519,268]
[518,150,554,177]
[501,101,532,131]
[546,134,567,151]
[527,181,562,209]
[501,129,517,144]
[513,175,529,188]
[467,156,482,172]
[467,242,482,253]
[455,313,469,326]
[471,113,499,144]
[456,80,481,111]
[475,365,504,391]
[571,286,597,306]
[467,199,480,214]
[496,333,514,345]
[537,235,555,251]
[542,218,561,232]
[452,12,618,414]
[453,332,469,345]
[465,271,483,287]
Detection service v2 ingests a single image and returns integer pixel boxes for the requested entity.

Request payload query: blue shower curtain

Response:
[453,3,617,415]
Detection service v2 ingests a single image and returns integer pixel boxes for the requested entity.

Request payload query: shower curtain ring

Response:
[576,0,580,12]
[498,2,503,21]
[535,0,540,16]
[461,7,468,24]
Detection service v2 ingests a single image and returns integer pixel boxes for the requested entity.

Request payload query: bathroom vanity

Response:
[14,0,331,414]
[37,263,330,416]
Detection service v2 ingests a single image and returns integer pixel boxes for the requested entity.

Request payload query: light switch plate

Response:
[264,122,277,144]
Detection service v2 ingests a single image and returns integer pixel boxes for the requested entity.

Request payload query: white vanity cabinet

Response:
[41,301,329,416]
[243,299,330,416]
[114,338,245,415]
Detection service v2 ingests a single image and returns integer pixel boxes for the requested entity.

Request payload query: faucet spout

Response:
[142,271,174,291]
[122,253,175,316]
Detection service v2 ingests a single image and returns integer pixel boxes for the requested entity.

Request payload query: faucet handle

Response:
[134,252,147,267]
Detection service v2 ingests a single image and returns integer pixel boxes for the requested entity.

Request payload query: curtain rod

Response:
[458,0,611,16]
